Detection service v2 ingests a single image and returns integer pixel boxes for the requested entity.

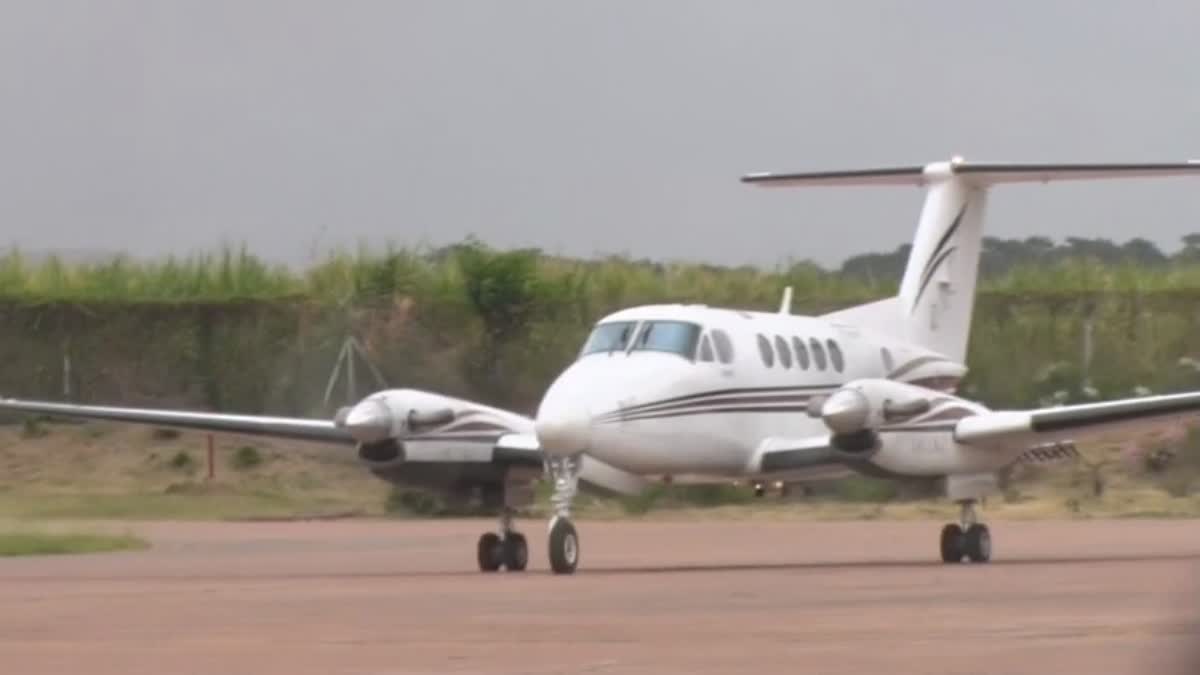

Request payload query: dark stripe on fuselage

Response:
[599,393,828,422]
[596,384,841,421]
[605,404,813,424]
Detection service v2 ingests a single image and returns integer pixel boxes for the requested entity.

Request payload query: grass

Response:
[0,531,147,556]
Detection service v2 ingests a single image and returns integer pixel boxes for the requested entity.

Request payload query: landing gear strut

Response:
[939,499,991,564]
[477,508,528,573]
[546,455,581,575]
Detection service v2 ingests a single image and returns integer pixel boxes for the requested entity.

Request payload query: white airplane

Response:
[5,158,1200,575]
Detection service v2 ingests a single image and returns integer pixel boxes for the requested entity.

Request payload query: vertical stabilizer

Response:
[894,167,987,362]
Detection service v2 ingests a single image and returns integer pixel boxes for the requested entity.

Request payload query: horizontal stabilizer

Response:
[742,159,1200,188]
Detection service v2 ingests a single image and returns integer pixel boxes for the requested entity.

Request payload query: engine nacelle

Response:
[811,379,943,453]
[335,390,460,444]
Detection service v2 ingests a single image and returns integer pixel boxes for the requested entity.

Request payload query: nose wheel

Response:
[546,455,582,574]
[477,509,528,572]
[548,516,579,574]
[940,500,991,563]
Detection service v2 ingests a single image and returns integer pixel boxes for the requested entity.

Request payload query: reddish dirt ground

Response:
[2,518,1199,674]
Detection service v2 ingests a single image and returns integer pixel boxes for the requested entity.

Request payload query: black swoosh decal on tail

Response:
[910,203,967,313]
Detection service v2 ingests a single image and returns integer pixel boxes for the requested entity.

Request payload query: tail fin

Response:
[743,159,1200,362]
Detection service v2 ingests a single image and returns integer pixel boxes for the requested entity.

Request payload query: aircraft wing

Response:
[0,398,645,487]
[955,391,1200,452]
[0,397,547,466]
[747,435,855,481]
[0,397,354,445]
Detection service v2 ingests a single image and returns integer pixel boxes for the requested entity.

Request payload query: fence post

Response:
[207,434,215,481]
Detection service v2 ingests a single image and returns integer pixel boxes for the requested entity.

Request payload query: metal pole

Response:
[207,434,215,481]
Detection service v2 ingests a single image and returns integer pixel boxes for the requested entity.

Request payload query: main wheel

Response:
[940,523,964,563]
[477,532,503,572]
[503,533,528,572]
[548,517,579,575]
[964,524,991,563]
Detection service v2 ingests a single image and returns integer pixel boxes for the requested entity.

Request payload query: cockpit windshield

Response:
[579,321,637,356]
[579,320,704,360]
[630,321,701,359]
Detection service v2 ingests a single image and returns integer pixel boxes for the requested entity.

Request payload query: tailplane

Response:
[744,158,1200,363]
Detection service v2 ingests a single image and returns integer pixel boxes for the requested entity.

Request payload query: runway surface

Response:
[2,518,1200,674]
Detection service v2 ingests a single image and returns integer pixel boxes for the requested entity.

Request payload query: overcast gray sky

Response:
[3,1,1200,269]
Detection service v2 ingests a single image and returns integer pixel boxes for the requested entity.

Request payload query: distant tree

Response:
[1120,238,1167,266]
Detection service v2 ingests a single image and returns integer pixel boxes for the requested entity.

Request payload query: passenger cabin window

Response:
[792,336,810,370]
[774,335,792,368]
[580,321,637,356]
[698,335,715,362]
[756,334,774,367]
[810,337,827,370]
[631,321,702,359]
[827,339,845,372]
[713,329,734,364]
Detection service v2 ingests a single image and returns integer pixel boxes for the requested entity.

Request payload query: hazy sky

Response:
[3,1,1200,269]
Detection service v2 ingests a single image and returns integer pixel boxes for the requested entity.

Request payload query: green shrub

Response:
[231,446,263,470]
[168,451,195,472]
[151,427,181,441]
[834,477,898,503]
[384,487,448,516]
[20,417,48,439]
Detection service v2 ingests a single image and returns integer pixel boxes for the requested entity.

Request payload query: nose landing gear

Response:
[546,455,581,574]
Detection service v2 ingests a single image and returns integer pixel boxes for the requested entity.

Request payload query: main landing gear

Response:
[940,499,991,564]
[477,508,528,572]
[546,455,581,575]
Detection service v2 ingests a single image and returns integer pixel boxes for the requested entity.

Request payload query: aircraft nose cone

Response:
[821,388,870,435]
[340,399,393,444]
[535,405,592,457]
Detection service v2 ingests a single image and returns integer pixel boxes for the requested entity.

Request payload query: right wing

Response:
[0,397,353,445]
[955,390,1200,453]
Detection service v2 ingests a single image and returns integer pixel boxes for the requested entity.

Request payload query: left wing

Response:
[955,391,1200,451]
[0,397,354,445]
[0,396,649,494]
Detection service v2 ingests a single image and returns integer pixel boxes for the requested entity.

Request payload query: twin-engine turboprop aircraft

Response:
[6,158,1200,574]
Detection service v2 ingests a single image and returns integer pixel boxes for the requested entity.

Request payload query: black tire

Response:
[503,533,528,572]
[548,517,579,575]
[964,524,991,563]
[477,532,503,572]
[940,523,964,563]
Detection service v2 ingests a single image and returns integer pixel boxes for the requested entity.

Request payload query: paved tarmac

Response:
[1,518,1199,674]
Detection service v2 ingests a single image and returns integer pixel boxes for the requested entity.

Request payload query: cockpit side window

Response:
[631,321,702,359]
[698,335,715,362]
[712,329,734,364]
[580,321,638,357]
